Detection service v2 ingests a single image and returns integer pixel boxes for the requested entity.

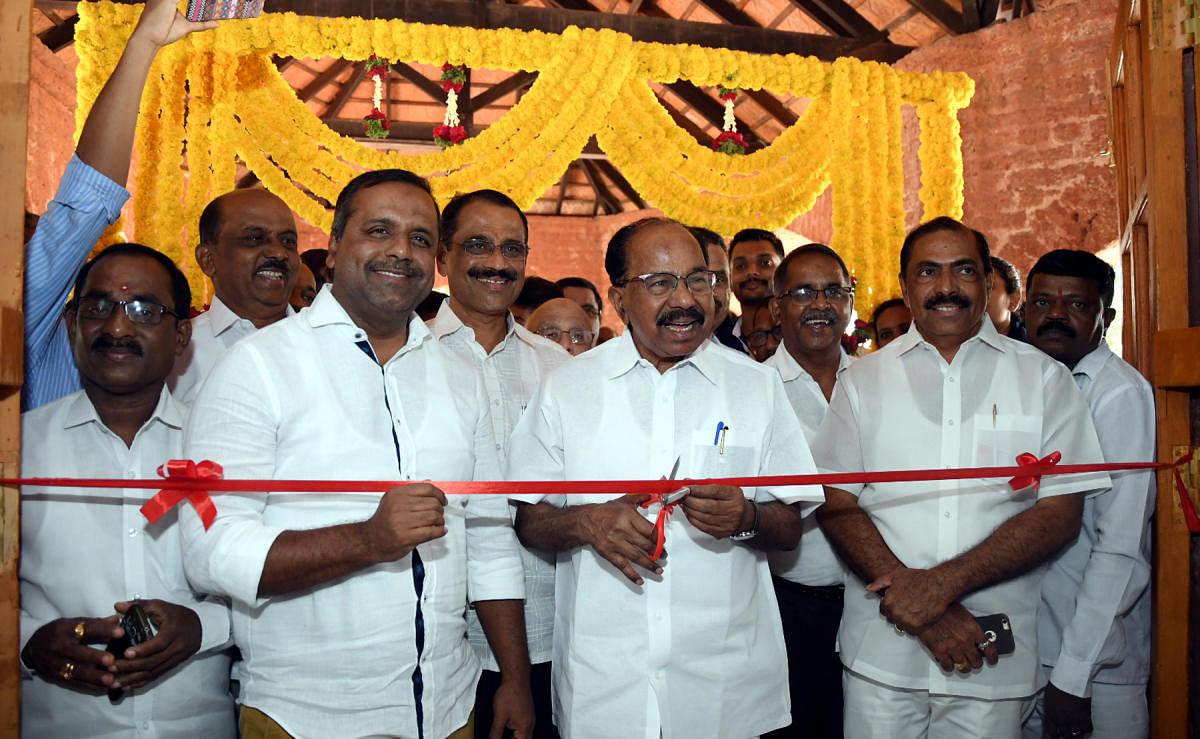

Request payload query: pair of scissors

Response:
[642,457,689,560]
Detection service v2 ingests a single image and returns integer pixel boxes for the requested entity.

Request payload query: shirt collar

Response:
[429,299,532,353]
[1070,342,1113,380]
[305,284,433,349]
[894,314,1007,358]
[205,294,295,336]
[62,385,184,432]
[769,339,853,382]
[605,329,719,385]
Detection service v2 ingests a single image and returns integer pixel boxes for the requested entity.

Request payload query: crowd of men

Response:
[18,4,1155,739]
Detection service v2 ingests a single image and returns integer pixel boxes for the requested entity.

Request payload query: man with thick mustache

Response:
[508,217,822,738]
[812,217,1110,737]
[180,170,532,739]
[167,188,301,404]
[1022,250,1154,739]
[21,243,235,736]
[429,189,568,738]
[729,228,785,348]
[763,243,856,738]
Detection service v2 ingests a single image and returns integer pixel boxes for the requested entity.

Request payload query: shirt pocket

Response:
[688,429,758,482]
[971,412,1041,468]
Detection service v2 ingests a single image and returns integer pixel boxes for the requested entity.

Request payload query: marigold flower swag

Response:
[74,0,972,314]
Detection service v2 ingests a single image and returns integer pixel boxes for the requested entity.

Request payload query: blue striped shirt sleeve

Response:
[22,154,130,411]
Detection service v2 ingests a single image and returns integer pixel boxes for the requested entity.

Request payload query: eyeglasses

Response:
[74,297,182,325]
[455,236,530,261]
[537,327,595,345]
[712,272,730,288]
[745,326,784,347]
[778,284,854,304]
[617,270,716,297]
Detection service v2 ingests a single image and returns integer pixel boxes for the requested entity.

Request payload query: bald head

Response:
[528,297,595,356]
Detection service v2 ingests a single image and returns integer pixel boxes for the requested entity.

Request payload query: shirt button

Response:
[495,443,503,451]
[947,419,954,426]
[944,512,951,519]
[948,377,955,383]
[493,399,501,406]
[128,528,138,538]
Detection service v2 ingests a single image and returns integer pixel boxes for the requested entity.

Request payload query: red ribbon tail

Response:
[140,459,222,530]
[1175,467,1200,534]
[1008,451,1062,492]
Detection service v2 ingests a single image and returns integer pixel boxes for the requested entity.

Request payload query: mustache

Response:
[657,307,706,326]
[1036,319,1077,338]
[255,257,291,274]
[467,266,520,282]
[923,293,971,310]
[91,336,143,356]
[367,259,423,278]
[802,308,838,323]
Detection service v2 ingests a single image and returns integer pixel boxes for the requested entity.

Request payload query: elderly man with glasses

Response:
[428,188,570,738]
[507,217,823,739]
[527,298,596,357]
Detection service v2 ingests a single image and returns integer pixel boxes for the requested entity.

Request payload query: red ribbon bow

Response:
[140,460,222,530]
[1007,451,1062,491]
[639,493,682,561]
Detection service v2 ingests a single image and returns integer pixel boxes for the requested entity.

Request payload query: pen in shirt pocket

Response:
[713,421,729,454]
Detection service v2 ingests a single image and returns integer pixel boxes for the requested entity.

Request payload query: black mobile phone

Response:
[975,613,1015,655]
[106,605,156,701]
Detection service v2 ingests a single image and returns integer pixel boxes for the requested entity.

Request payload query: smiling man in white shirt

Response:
[21,243,233,737]
[509,217,822,739]
[429,188,568,738]
[813,217,1110,738]
[763,243,856,738]
[1022,250,1154,739]
[166,188,300,404]
[180,170,531,739]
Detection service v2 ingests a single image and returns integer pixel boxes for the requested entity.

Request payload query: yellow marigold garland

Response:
[75,1,972,316]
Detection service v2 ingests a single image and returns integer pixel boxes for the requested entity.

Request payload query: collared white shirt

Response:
[1037,343,1154,696]
[20,388,233,738]
[507,332,822,739]
[180,286,524,739]
[811,319,1110,700]
[764,340,853,586]
[167,295,294,405]
[429,300,569,669]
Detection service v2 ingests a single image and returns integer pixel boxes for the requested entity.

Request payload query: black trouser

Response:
[765,577,845,739]
[474,660,559,739]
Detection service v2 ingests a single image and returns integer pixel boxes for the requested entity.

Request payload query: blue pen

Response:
[714,422,729,454]
[713,421,725,446]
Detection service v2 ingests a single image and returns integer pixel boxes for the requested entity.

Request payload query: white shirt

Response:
[20,389,234,738]
[507,332,823,739]
[811,319,1110,700]
[429,300,569,669]
[179,287,524,739]
[167,295,294,405]
[764,341,853,586]
[1037,343,1155,696]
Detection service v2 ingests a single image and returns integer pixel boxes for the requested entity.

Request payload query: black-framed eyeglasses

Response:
[616,270,716,297]
[778,284,854,304]
[74,297,183,326]
[537,327,595,345]
[455,236,530,261]
[746,326,784,347]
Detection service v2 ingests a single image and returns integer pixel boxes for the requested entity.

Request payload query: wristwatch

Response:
[730,499,759,541]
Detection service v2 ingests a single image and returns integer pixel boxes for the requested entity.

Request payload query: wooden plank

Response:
[391,61,445,103]
[471,71,537,110]
[962,0,981,31]
[667,81,766,149]
[579,158,621,214]
[66,0,913,61]
[1152,327,1200,387]
[787,0,883,39]
[0,0,29,731]
[323,62,365,118]
[905,0,964,34]
[35,12,76,51]
[594,158,650,209]
[745,89,798,127]
[296,59,353,102]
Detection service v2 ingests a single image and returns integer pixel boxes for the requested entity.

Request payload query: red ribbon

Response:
[1008,451,1062,491]
[639,493,680,561]
[6,451,1196,535]
[138,460,223,530]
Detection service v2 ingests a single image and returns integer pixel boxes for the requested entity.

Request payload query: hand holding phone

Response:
[186,0,264,22]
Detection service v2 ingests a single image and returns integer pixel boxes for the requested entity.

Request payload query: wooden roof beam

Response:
[654,92,712,145]
[36,13,77,51]
[471,71,538,109]
[905,0,965,34]
[745,89,798,127]
[593,158,650,210]
[53,0,913,61]
[391,61,446,102]
[786,0,884,39]
[296,58,353,102]
[323,62,366,118]
[579,159,621,214]
[667,81,766,149]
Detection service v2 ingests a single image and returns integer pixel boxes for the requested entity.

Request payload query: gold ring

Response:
[953,661,969,671]
[59,661,75,681]
[976,640,991,652]
[73,621,85,640]
[894,625,907,635]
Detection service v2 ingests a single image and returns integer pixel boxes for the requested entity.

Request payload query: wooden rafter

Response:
[786,0,883,39]
[472,71,538,110]
[905,0,964,34]
[554,164,571,215]
[579,158,621,214]
[324,61,366,117]
[745,89,798,127]
[273,55,296,73]
[654,91,712,144]
[667,81,766,149]
[392,61,446,102]
[297,58,353,102]
[36,13,77,52]
[594,158,650,209]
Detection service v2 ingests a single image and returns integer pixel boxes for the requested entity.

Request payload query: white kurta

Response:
[507,333,822,739]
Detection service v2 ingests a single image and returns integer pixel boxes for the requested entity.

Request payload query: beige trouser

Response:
[239,705,474,739]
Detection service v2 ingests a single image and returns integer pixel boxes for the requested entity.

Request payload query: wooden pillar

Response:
[0,0,31,734]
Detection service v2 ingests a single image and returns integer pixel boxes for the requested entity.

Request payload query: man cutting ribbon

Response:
[813,218,1111,739]
[508,218,823,739]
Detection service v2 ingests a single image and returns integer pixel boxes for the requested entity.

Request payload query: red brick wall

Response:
[895,0,1120,278]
